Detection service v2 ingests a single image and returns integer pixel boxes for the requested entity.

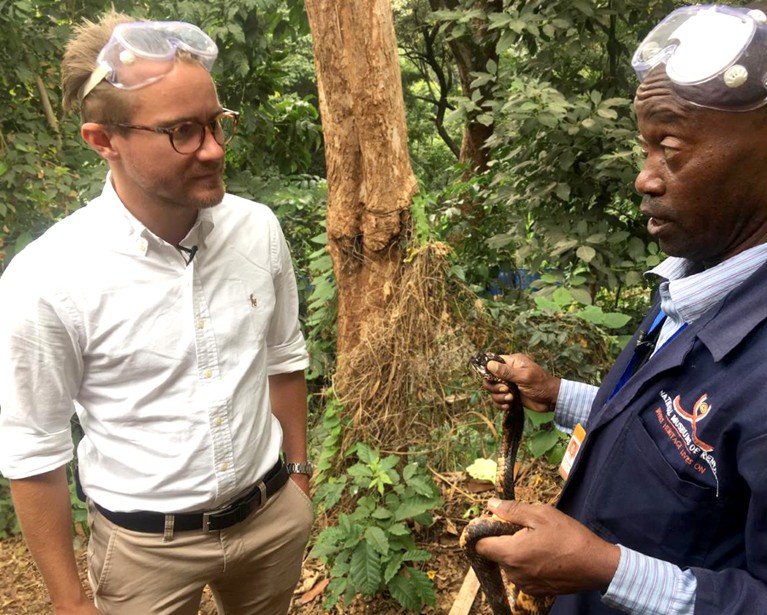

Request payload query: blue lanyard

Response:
[609,310,687,400]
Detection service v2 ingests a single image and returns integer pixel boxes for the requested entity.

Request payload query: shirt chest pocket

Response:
[584,416,725,568]
[207,276,275,346]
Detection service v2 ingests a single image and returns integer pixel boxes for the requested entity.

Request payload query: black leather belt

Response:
[94,458,288,533]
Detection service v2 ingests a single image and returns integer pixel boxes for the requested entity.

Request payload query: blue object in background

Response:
[488,268,541,298]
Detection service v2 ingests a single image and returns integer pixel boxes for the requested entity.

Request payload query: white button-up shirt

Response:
[0,179,309,513]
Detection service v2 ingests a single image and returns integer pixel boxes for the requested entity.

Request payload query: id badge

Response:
[559,422,586,480]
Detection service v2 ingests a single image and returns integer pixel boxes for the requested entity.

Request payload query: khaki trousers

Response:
[86,479,313,615]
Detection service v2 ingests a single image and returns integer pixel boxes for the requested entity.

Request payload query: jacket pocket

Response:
[584,416,724,567]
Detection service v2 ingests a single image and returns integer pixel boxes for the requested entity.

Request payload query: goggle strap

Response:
[80,65,111,101]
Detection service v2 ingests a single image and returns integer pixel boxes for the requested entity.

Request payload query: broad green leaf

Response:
[14,232,33,253]
[552,286,573,307]
[525,409,554,427]
[384,554,403,584]
[364,526,389,556]
[576,245,596,263]
[350,542,382,596]
[570,287,593,306]
[371,506,393,520]
[527,429,560,458]
[402,549,432,562]
[555,183,571,201]
[388,571,421,611]
[405,476,437,497]
[394,496,440,521]
[387,522,410,536]
[465,458,497,482]
[601,312,632,329]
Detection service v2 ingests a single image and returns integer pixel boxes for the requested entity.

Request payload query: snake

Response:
[461,351,555,615]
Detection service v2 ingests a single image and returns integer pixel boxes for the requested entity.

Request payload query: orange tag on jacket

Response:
[559,422,586,480]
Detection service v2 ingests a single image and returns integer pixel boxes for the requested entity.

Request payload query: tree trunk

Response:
[304,0,418,359]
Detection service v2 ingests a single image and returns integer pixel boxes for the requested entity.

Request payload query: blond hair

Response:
[61,11,137,122]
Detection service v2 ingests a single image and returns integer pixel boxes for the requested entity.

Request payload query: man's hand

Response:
[475,499,620,596]
[482,353,561,414]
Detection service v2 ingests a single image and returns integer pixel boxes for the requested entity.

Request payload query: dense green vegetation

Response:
[1,0,738,609]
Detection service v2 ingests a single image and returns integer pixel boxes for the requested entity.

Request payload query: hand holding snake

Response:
[461,352,620,613]
[462,352,556,615]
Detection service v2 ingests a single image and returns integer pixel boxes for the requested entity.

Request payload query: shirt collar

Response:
[645,244,767,326]
[95,174,216,254]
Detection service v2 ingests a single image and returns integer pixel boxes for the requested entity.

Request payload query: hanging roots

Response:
[333,241,498,454]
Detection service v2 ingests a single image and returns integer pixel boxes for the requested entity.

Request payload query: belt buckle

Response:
[201,502,231,533]
[201,480,268,533]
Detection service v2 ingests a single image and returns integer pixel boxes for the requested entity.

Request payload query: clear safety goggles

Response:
[632,5,767,111]
[80,21,218,101]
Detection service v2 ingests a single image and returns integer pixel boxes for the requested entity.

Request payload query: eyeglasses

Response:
[109,109,239,154]
[81,21,218,100]
[632,5,767,111]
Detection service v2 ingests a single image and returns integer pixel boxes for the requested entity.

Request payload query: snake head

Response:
[469,351,506,384]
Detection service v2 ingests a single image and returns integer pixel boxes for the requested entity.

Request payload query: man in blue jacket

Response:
[479,5,767,614]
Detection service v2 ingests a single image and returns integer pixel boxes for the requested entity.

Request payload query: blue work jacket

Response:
[550,260,767,614]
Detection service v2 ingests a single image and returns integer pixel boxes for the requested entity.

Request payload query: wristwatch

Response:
[286,462,314,476]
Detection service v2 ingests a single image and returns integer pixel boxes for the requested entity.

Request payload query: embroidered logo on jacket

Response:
[656,390,719,495]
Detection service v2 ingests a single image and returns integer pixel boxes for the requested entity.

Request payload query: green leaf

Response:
[527,429,560,458]
[387,571,420,611]
[365,526,389,556]
[555,183,571,201]
[552,286,573,307]
[384,553,404,584]
[601,312,632,329]
[350,542,382,596]
[388,568,436,610]
[465,458,497,482]
[14,232,33,253]
[371,506,393,520]
[355,443,375,464]
[525,409,554,427]
[394,496,440,522]
[576,245,596,263]
[570,287,592,306]
[402,549,432,562]
[387,522,410,536]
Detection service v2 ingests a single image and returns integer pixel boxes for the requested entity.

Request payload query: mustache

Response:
[640,196,663,217]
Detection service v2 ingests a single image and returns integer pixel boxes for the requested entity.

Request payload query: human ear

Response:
[81,122,120,162]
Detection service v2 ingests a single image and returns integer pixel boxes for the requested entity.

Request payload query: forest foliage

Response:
[0,0,733,608]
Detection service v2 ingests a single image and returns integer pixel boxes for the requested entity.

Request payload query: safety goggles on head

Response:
[632,5,767,111]
[80,21,218,101]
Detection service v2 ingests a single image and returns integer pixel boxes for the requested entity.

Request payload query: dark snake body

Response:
[461,352,555,615]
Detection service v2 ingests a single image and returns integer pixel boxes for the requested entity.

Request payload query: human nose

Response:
[634,156,664,196]
[196,124,225,159]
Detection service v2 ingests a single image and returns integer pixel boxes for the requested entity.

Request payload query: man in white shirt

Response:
[0,12,313,615]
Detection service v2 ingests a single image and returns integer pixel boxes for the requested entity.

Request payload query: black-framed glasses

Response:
[109,108,239,154]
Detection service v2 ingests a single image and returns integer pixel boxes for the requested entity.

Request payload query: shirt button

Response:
[203,369,213,379]
[216,417,222,426]
[197,319,205,329]
[221,462,229,471]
